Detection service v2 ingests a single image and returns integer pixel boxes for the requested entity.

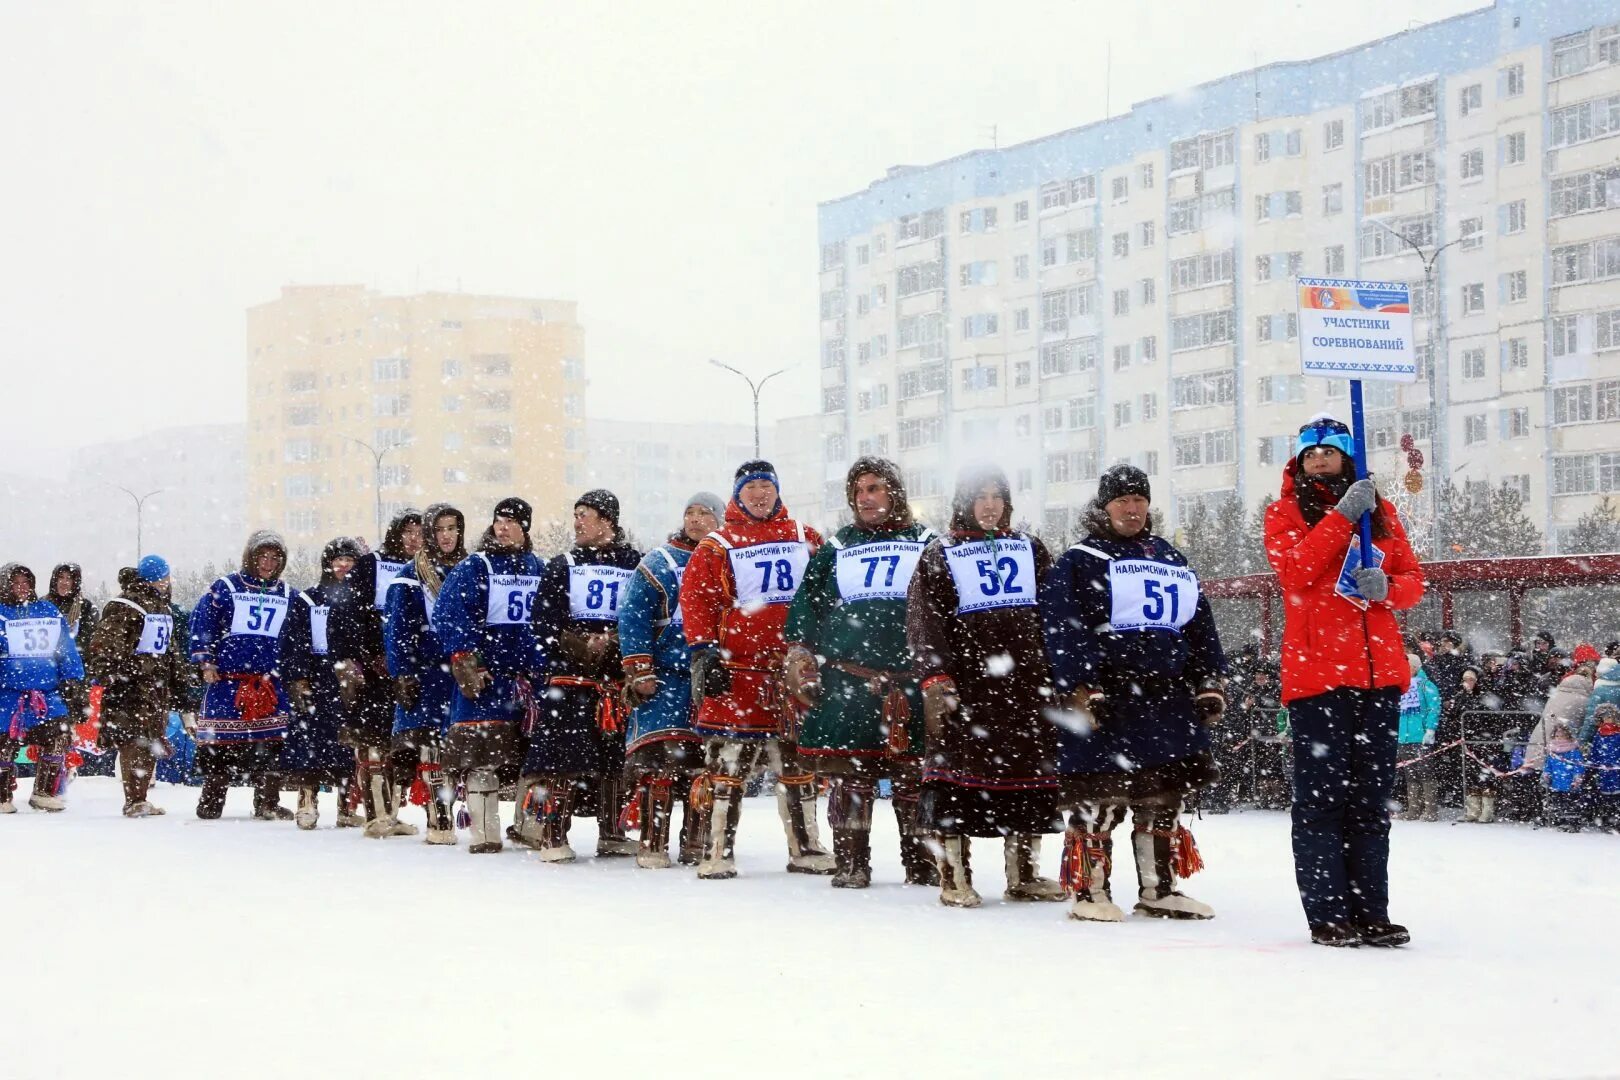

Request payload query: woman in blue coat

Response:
[0,563,86,812]
[188,531,296,821]
[1041,466,1227,923]
[385,502,467,845]
[432,499,548,854]
[619,492,722,868]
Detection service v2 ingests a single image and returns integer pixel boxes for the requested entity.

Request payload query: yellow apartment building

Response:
[246,285,585,556]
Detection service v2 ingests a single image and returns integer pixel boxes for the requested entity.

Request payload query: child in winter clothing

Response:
[1397,653,1443,821]
[1587,703,1620,831]
[1541,719,1585,833]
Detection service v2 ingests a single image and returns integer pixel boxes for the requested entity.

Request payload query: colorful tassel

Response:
[1172,825,1204,879]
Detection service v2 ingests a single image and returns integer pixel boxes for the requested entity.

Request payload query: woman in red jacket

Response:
[1264,415,1423,948]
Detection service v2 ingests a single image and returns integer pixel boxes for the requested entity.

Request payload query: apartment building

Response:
[583,418,760,544]
[247,286,585,556]
[817,0,1620,551]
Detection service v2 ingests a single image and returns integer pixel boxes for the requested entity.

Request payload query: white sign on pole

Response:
[1296,276,1418,383]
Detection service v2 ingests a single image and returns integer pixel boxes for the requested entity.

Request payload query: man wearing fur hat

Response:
[784,458,940,888]
[1041,465,1227,923]
[84,555,194,817]
[0,563,87,812]
[682,460,836,879]
[434,498,548,853]
[385,503,467,843]
[517,489,642,862]
[188,531,298,820]
[619,492,723,868]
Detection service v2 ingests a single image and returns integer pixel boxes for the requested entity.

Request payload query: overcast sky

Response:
[0,0,1480,477]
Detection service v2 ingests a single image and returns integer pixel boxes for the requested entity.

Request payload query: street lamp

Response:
[709,359,788,459]
[111,486,164,560]
[346,436,406,542]
[1364,218,1464,550]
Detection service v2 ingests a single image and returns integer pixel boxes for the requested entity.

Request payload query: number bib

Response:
[945,539,1037,615]
[135,614,174,656]
[229,592,289,638]
[374,559,408,610]
[728,541,809,609]
[487,574,540,626]
[568,564,635,622]
[835,540,925,603]
[1108,559,1199,633]
[4,617,62,658]
[309,605,331,656]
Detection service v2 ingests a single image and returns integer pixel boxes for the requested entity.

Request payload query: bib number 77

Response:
[1142,580,1180,623]
[859,554,902,589]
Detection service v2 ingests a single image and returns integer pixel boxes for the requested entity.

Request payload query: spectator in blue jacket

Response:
[1542,718,1586,833]
[0,563,86,812]
[1397,652,1443,821]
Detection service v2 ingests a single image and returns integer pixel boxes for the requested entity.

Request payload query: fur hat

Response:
[949,464,1012,532]
[1096,464,1151,505]
[845,457,912,529]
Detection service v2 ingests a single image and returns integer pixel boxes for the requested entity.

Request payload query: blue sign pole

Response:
[1347,379,1376,564]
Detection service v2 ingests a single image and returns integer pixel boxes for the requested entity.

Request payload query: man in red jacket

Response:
[682,460,835,879]
[1264,415,1424,948]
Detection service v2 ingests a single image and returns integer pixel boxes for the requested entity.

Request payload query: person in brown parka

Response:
[85,556,194,817]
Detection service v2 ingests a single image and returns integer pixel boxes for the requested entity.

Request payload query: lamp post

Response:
[1363,219,1463,551]
[709,359,787,459]
[346,436,404,542]
[112,486,164,560]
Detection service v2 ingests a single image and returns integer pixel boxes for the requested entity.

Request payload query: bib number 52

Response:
[974,557,1023,597]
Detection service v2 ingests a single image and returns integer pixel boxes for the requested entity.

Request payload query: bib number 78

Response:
[754,559,796,594]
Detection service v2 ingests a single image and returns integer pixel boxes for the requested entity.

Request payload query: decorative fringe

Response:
[618,781,646,833]
[408,763,433,806]
[1172,825,1204,879]
[689,773,714,812]
[1058,829,1111,894]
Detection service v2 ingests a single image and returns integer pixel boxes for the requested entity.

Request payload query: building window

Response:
[1140,279,1156,306]
[1112,232,1130,258]
[1599,379,1620,421]
[1323,183,1343,215]
[1140,336,1158,363]
[1552,31,1592,78]
[1139,163,1154,188]
[1324,245,1345,274]
[285,405,319,427]
[1285,128,1302,156]
[1503,200,1527,234]
[1361,80,1435,131]
[1254,132,1271,163]
[1599,309,1620,351]
[1461,347,1487,380]
[373,357,410,381]
[1014,254,1030,280]
[1014,307,1030,333]
[820,240,846,271]
[1169,250,1234,292]
[1502,407,1531,440]
[1140,221,1155,248]
[959,260,998,287]
[1113,344,1131,371]
[1460,217,1483,251]
[1141,393,1158,421]
[1113,402,1132,427]
[1553,385,1593,425]
[822,387,846,413]
[1170,310,1235,352]
[1014,361,1032,387]
[1256,315,1273,343]
[1459,83,1482,116]
[1255,255,1272,283]
[1112,289,1130,316]
[1172,430,1236,468]
[1502,63,1524,97]
[1502,132,1526,166]
[959,207,999,234]
[897,364,946,400]
[1550,94,1620,149]
[1258,375,1306,404]
[961,313,999,339]
[1463,414,1487,446]
[1112,176,1129,201]
[1503,337,1529,370]
[1461,283,1485,314]
[1503,270,1528,303]
[1550,166,1620,217]
[1171,371,1237,409]
[1014,200,1029,222]
[1323,118,1344,150]
[855,244,869,266]
[1459,148,1485,181]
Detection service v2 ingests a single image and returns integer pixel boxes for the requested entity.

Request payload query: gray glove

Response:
[1333,479,1378,524]
[1354,567,1389,603]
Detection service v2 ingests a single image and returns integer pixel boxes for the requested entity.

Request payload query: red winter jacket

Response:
[1264,466,1424,704]
[683,498,822,737]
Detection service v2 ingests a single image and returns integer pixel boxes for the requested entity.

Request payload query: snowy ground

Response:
[10,777,1615,1080]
